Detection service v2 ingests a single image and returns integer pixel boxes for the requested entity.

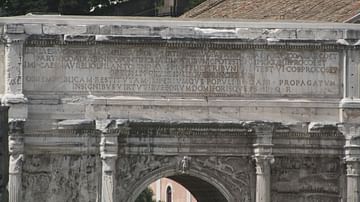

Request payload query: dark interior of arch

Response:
[168,175,228,202]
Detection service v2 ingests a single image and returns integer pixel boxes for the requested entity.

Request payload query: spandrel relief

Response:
[22,154,100,202]
[271,157,341,202]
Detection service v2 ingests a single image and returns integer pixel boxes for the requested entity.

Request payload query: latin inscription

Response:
[23,45,341,97]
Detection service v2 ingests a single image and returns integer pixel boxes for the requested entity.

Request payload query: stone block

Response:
[5,24,24,34]
[121,25,151,36]
[8,103,28,120]
[24,24,42,35]
[43,24,87,35]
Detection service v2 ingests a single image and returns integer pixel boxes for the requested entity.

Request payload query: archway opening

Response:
[139,174,229,202]
[167,175,227,202]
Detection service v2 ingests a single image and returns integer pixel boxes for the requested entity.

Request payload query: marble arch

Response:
[0,16,359,202]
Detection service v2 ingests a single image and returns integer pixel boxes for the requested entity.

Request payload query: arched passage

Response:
[168,175,228,202]
[119,155,253,202]
[128,170,234,202]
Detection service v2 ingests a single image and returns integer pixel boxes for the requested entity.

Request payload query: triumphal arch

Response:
[1,16,360,202]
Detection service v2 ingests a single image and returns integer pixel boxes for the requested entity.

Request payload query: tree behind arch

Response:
[135,187,156,202]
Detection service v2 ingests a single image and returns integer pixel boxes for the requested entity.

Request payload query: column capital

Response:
[346,161,360,177]
[98,120,123,159]
[251,121,276,146]
[253,155,275,175]
[337,123,360,137]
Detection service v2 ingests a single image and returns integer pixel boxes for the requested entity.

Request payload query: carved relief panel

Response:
[271,156,342,202]
[22,154,100,202]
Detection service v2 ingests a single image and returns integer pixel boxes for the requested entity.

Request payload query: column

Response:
[254,155,274,202]
[340,124,360,202]
[101,156,117,202]
[8,120,24,202]
[253,122,274,202]
[345,158,360,202]
[99,120,119,202]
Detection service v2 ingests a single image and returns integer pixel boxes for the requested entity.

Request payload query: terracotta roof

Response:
[181,0,360,22]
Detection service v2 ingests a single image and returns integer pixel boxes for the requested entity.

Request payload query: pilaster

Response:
[98,120,120,202]
[8,120,24,202]
[253,122,274,202]
[2,24,28,120]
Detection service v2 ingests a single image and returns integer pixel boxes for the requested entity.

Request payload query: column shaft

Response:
[346,161,360,202]
[255,156,273,202]
[101,157,116,202]
[8,140,24,202]
[99,121,119,202]
[8,121,24,202]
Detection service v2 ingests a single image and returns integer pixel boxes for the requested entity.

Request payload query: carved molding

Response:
[24,36,345,50]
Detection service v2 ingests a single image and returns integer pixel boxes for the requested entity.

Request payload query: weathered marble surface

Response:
[271,156,343,202]
[0,16,358,124]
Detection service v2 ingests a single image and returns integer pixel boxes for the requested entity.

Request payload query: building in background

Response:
[149,178,197,202]
[156,0,190,16]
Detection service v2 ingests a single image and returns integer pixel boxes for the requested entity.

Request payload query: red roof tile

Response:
[181,0,360,22]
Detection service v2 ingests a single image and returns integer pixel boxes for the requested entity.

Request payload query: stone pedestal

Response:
[8,120,24,202]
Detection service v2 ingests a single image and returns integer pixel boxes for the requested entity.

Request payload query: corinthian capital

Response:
[253,155,274,175]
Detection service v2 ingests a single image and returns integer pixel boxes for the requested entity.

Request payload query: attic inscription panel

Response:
[23,44,341,98]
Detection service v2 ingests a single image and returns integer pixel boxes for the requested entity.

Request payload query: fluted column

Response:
[99,120,119,202]
[8,120,24,202]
